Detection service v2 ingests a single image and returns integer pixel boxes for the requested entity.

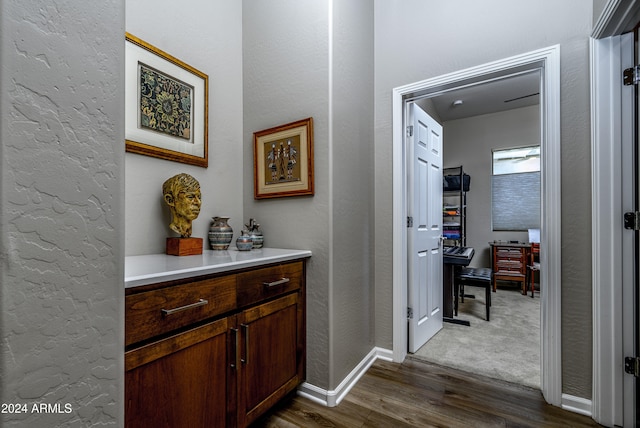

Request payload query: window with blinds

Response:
[491,146,540,231]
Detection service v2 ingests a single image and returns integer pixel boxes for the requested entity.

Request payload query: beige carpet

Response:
[410,285,541,389]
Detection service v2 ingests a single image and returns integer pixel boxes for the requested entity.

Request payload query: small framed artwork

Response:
[253,117,314,199]
[125,32,208,167]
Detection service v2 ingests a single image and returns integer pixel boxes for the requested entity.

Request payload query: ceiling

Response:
[423,71,541,122]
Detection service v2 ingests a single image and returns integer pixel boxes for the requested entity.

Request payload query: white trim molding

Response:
[592,0,640,39]
[297,347,393,407]
[590,31,635,428]
[591,2,640,426]
[562,394,593,418]
[392,45,563,406]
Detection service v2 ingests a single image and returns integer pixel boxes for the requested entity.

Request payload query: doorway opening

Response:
[391,45,562,406]
[411,85,542,389]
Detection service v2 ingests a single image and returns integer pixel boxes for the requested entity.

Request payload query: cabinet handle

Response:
[263,277,290,288]
[240,324,249,364]
[230,328,239,369]
[161,298,208,316]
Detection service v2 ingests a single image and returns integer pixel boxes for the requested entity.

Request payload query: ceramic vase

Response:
[249,230,264,249]
[235,230,253,251]
[250,230,264,249]
[208,216,233,250]
[245,218,264,249]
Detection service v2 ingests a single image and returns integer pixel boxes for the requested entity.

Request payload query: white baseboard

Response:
[298,348,594,421]
[562,393,593,417]
[297,347,393,407]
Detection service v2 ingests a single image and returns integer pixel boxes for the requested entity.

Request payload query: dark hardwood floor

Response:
[252,357,602,427]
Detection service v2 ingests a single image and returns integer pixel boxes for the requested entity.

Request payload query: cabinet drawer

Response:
[237,261,303,308]
[126,275,236,347]
[496,248,524,260]
[496,268,524,276]
[496,260,522,270]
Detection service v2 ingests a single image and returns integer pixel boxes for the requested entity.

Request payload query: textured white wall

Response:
[1,0,125,426]
[374,0,594,398]
[125,0,243,256]
[593,0,609,26]
[243,0,375,390]
[242,0,332,390]
[330,0,375,388]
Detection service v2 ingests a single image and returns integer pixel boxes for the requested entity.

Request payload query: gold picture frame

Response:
[253,117,314,199]
[125,33,208,167]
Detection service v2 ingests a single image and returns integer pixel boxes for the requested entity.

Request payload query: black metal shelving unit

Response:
[443,166,469,247]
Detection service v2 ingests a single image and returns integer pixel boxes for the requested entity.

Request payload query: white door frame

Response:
[591,1,640,425]
[391,45,562,406]
[590,32,634,428]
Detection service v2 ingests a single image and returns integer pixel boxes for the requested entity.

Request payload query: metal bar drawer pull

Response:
[263,277,290,288]
[161,299,209,316]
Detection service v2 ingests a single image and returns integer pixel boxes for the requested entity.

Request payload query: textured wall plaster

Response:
[330,0,375,388]
[243,0,376,391]
[243,0,332,390]
[1,0,124,426]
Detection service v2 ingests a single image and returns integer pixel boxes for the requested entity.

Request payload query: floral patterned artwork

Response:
[263,136,301,184]
[138,63,193,141]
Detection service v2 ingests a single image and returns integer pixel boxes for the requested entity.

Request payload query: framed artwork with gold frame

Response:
[253,117,314,199]
[125,32,208,167]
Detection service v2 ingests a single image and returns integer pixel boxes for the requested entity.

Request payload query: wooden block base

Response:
[166,237,203,256]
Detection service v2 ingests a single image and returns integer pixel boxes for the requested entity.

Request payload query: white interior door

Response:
[408,102,444,353]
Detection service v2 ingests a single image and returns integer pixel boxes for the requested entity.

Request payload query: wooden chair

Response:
[527,242,540,298]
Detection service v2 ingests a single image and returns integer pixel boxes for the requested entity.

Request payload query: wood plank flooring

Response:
[252,358,602,427]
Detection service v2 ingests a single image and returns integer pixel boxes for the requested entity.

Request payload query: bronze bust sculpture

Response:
[162,173,201,238]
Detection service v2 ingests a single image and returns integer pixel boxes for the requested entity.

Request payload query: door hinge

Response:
[623,211,640,230]
[406,125,413,137]
[407,216,413,228]
[623,65,640,86]
[624,356,640,377]
[407,307,414,319]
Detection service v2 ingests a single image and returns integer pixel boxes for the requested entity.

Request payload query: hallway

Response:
[254,358,600,427]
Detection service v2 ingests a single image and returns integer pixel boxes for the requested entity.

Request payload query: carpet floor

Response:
[410,284,541,389]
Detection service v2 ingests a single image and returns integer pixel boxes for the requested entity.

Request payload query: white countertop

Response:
[125,247,312,288]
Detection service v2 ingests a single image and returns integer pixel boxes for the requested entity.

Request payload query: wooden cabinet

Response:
[490,242,531,294]
[236,293,303,426]
[125,259,307,428]
[125,318,231,427]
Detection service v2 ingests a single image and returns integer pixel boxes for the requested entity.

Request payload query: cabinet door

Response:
[236,292,303,426]
[125,317,231,428]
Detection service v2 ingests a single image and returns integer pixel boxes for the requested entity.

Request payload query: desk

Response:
[489,242,531,294]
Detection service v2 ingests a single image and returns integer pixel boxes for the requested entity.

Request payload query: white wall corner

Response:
[297,347,393,407]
